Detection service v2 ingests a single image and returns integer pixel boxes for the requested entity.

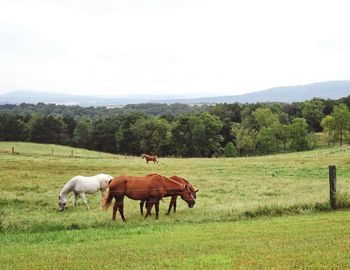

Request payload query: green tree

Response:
[171,115,195,157]
[231,123,257,155]
[320,115,336,146]
[29,115,66,144]
[91,117,119,153]
[256,125,279,154]
[131,117,171,155]
[189,112,224,157]
[275,124,290,151]
[288,118,312,151]
[73,118,93,148]
[115,113,146,155]
[223,141,238,157]
[0,114,27,141]
[332,104,350,146]
[301,99,325,132]
[62,116,76,145]
[252,107,279,129]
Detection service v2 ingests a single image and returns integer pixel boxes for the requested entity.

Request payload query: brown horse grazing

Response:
[142,154,158,164]
[103,174,195,221]
[139,175,199,215]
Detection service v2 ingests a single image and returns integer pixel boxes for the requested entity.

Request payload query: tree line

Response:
[0,95,350,157]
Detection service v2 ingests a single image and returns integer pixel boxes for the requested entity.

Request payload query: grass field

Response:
[1,142,350,269]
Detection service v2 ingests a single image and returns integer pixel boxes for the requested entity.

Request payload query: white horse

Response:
[58,174,114,211]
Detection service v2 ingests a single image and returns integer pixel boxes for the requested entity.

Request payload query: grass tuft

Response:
[336,192,350,209]
[242,201,331,219]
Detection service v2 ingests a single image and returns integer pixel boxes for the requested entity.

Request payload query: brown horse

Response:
[103,174,195,221]
[139,175,199,215]
[142,154,158,164]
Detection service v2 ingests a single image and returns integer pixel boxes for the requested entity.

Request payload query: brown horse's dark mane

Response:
[170,175,191,186]
[161,175,186,189]
[146,173,186,190]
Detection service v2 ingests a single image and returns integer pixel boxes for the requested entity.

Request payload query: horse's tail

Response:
[102,190,113,211]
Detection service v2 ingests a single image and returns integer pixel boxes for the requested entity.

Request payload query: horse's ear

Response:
[195,189,199,193]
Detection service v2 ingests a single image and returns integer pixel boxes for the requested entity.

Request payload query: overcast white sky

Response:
[0,0,349,97]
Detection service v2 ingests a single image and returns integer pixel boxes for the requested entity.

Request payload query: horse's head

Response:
[58,194,67,211]
[170,176,198,199]
[189,186,199,199]
[141,154,145,159]
[180,185,196,208]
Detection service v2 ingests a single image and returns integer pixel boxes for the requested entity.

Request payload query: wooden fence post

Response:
[329,165,337,210]
[12,146,15,154]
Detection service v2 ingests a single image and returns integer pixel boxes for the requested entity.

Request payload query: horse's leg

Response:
[155,200,160,219]
[173,196,177,213]
[80,192,89,210]
[145,200,154,218]
[112,199,119,221]
[73,192,78,207]
[101,189,106,198]
[166,195,176,215]
[140,200,145,215]
[117,197,126,222]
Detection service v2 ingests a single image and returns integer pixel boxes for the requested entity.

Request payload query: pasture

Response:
[1,142,350,269]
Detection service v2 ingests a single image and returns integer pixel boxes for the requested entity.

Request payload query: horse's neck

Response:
[60,180,74,197]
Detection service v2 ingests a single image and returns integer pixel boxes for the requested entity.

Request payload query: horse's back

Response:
[109,175,165,200]
[72,175,103,193]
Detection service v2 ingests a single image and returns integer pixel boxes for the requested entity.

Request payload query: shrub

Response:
[223,142,238,157]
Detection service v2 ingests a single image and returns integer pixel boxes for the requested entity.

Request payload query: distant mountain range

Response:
[0,81,349,106]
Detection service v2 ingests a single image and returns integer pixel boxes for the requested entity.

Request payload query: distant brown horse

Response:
[103,174,195,221]
[142,154,158,164]
[139,175,199,215]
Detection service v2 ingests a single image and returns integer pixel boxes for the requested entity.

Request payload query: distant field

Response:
[0,142,117,158]
[1,142,350,269]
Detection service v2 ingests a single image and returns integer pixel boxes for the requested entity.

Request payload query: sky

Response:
[0,0,350,98]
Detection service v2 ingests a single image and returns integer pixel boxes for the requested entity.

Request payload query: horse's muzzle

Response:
[187,201,195,208]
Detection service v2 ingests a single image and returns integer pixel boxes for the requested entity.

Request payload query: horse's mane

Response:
[170,176,194,188]
[161,175,185,188]
[59,177,75,196]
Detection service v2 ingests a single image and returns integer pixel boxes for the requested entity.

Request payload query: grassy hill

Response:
[0,142,117,158]
[1,142,350,269]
